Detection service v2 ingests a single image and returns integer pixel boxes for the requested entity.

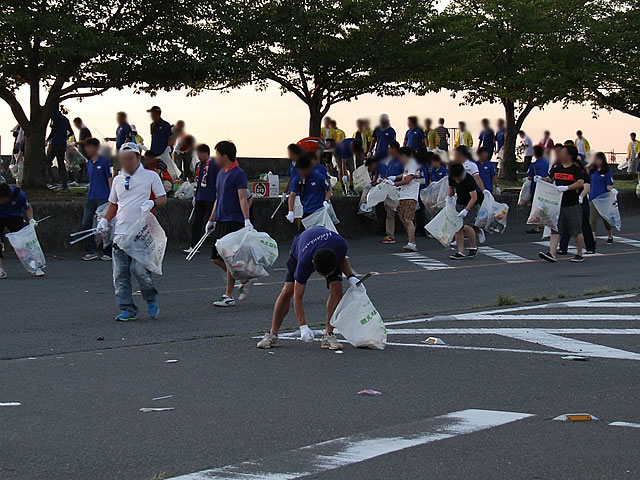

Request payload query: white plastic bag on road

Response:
[518,178,532,206]
[6,223,46,274]
[215,227,279,281]
[116,211,167,275]
[301,208,337,233]
[591,191,622,231]
[330,285,386,350]
[366,182,399,209]
[175,181,194,200]
[425,199,463,248]
[527,180,562,230]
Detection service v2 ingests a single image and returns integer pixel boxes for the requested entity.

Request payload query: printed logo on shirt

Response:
[555,172,575,181]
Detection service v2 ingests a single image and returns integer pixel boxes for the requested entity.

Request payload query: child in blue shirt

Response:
[429,155,448,183]
[475,147,498,193]
[588,151,616,243]
[287,154,331,228]
[526,145,551,234]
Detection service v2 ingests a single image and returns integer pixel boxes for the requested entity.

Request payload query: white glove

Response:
[496,187,502,195]
[579,196,584,204]
[28,218,37,227]
[206,220,216,232]
[141,200,155,212]
[611,188,619,197]
[323,201,331,211]
[244,219,253,230]
[556,185,569,192]
[384,178,395,186]
[533,175,542,182]
[286,211,295,223]
[457,209,468,218]
[96,217,109,233]
[300,324,313,343]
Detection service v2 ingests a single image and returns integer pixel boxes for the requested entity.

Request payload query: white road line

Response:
[477,246,529,263]
[454,314,640,321]
[599,235,640,248]
[386,342,571,357]
[534,241,602,256]
[165,409,534,480]
[609,421,640,428]
[387,328,640,335]
[393,252,453,270]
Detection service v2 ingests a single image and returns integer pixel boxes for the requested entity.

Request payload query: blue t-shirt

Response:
[86,156,112,201]
[418,165,429,190]
[116,123,132,150]
[496,128,505,151]
[291,170,330,214]
[430,166,448,182]
[288,162,297,180]
[195,159,219,202]
[376,162,388,178]
[214,163,248,223]
[290,227,348,284]
[150,119,172,155]
[589,170,613,200]
[527,158,550,194]
[476,160,497,192]
[338,138,360,160]
[48,112,72,147]
[0,187,29,218]
[314,162,330,179]
[479,128,495,153]
[404,128,426,150]
[386,157,404,179]
[373,126,396,158]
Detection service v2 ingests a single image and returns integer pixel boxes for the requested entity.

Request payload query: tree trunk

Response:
[308,101,324,138]
[501,100,518,182]
[23,121,48,188]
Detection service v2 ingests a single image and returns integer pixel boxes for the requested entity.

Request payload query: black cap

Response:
[146,106,162,113]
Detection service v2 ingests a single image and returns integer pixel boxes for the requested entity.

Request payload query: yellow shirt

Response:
[426,129,439,149]
[454,130,474,148]
[353,129,374,152]
[628,140,640,159]
[333,128,346,142]
[320,127,336,140]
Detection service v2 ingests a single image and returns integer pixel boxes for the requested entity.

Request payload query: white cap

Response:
[119,142,140,153]
[380,114,389,122]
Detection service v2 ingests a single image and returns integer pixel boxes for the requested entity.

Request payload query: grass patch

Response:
[530,296,548,303]
[497,294,517,306]
[584,287,611,296]
[557,292,568,299]
[147,474,166,480]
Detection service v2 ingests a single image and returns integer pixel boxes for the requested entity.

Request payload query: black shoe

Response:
[538,251,557,263]
[571,255,584,263]
[556,250,568,256]
[467,248,478,257]
[526,229,540,234]
[450,252,467,260]
[584,250,596,255]
[606,238,613,244]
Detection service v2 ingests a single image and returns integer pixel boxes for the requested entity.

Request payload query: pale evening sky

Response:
[1,83,637,158]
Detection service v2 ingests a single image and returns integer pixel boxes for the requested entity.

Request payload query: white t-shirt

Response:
[523,136,534,156]
[398,158,420,201]
[576,138,586,155]
[462,159,479,177]
[109,163,166,235]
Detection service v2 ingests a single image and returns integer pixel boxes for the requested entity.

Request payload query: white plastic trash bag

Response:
[527,180,562,230]
[159,147,181,180]
[302,208,337,233]
[419,176,448,215]
[116,211,167,275]
[474,192,509,234]
[94,203,115,247]
[518,178,532,206]
[330,285,386,350]
[294,196,304,218]
[474,192,496,230]
[366,182,399,208]
[425,199,463,247]
[6,223,46,274]
[215,227,279,281]
[175,181,194,200]
[591,191,622,231]
[353,165,370,193]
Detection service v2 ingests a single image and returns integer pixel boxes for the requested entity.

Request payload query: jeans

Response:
[47,145,68,188]
[112,245,158,315]
[560,200,595,253]
[190,200,214,247]
[175,151,193,180]
[82,199,112,255]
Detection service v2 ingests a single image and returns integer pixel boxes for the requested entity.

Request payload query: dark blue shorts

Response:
[285,253,342,288]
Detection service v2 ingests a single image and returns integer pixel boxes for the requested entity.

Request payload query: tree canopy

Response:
[199,0,436,136]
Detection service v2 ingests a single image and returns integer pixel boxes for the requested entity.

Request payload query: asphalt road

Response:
[2,215,640,479]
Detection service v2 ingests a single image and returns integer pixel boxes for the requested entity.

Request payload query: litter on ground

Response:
[358,389,382,396]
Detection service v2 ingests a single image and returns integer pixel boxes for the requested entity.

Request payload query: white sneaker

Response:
[477,229,486,244]
[402,243,417,252]
[321,333,343,350]
[100,255,112,261]
[257,333,278,349]
[238,280,253,301]
[82,253,99,261]
[0,268,7,279]
[300,325,314,343]
[34,268,45,277]
[214,295,235,307]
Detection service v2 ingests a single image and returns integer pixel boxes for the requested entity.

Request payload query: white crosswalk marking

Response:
[599,235,640,248]
[393,252,453,270]
[477,246,529,263]
[166,409,534,480]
